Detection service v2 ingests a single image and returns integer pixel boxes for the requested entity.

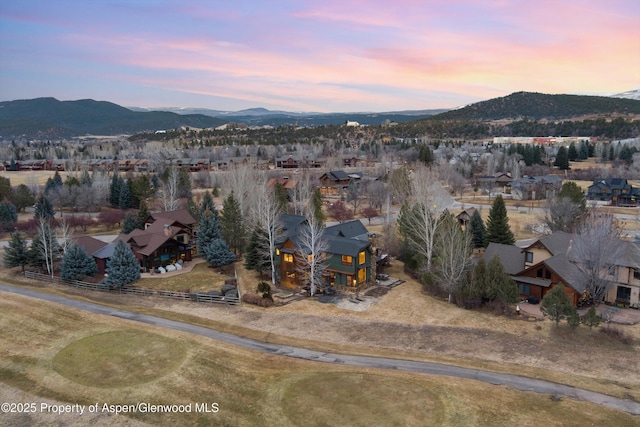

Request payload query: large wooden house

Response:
[274,215,373,292]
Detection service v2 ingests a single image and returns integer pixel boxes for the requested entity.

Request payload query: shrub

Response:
[242,292,273,307]
[599,327,633,345]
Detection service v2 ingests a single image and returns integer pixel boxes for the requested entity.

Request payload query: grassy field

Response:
[136,261,232,293]
[1,291,638,426]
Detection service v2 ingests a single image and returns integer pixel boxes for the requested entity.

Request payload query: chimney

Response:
[164,224,171,237]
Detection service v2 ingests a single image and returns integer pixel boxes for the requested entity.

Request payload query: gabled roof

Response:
[484,242,525,275]
[325,220,369,241]
[93,242,117,259]
[147,209,196,226]
[326,235,371,257]
[516,253,585,294]
[75,235,108,256]
[524,231,572,256]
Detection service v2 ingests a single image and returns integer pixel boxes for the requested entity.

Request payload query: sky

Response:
[1,1,639,113]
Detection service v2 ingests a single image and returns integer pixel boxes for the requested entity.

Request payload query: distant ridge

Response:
[0,97,225,138]
[611,89,640,101]
[432,91,640,121]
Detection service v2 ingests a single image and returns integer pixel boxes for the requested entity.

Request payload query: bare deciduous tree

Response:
[251,177,283,285]
[569,212,625,304]
[433,213,473,303]
[295,211,329,296]
[161,166,180,212]
[398,166,452,272]
[36,219,58,278]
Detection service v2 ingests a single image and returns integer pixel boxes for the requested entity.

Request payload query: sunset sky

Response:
[1,1,638,112]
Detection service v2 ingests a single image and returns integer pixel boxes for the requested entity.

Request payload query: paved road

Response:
[1,283,639,416]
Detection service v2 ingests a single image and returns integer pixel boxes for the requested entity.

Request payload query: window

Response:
[286,272,296,279]
[307,254,313,263]
[176,235,184,243]
[357,268,366,283]
[283,253,293,263]
[616,286,631,303]
[341,255,353,265]
[276,248,280,256]
[347,275,354,286]
[634,269,640,281]
[536,268,543,278]
[525,251,533,263]
[607,265,615,276]
[545,270,551,279]
[518,284,530,295]
[358,251,366,265]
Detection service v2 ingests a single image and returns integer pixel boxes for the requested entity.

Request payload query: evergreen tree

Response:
[244,226,271,277]
[554,146,570,170]
[137,198,150,230]
[311,187,325,226]
[60,244,98,280]
[581,306,601,330]
[485,195,515,245]
[418,145,433,165]
[109,173,123,208]
[567,142,578,161]
[45,171,63,195]
[220,191,245,255]
[199,190,216,216]
[197,208,222,255]
[121,213,139,234]
[33,195,55,222]
[273,182,289,212]
[540,283,573,326]
[0,201,18,230]
[104,239,140,287]
[608,145,615,161]
[578,142,589,160]
[202,238,236,271]
[567,307,580,330]
[469,209,486,248]
[3,231,29,272]
[9,184,35,212]
[557,181,587,213]
[118,181,132,210]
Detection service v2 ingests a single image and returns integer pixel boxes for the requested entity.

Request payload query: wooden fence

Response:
[23,271,240,305]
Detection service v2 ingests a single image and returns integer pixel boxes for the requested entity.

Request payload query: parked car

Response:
[376,273,389,281]
[526,296,539,304]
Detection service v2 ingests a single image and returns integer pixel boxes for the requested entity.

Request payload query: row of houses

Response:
[0,155,373,173]
[74,208,379,294]
[485,232,640,308]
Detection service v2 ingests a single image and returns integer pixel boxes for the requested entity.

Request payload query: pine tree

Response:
[3,231,29,272]
[244,226,271,277]
[311,187,325,226]
[104,239,140,287]
[567,142,578,161]
[197,208,222,255]
[121,213,139,234]
[60,244,98,280]
[137,198,150,230]
[554,146,570,170]
[118,181,132,210]
[27,234,46,271]
[221,191,245,255]
[540,283,573,326]
[34,195,55,222]
[469,209,486,248]
[0,201,18,229]
[485,195,515,245]
[199,190,216,216]
[109,174,123,208]
[581,306,601,330]
[273,182,289,213]
[202,238,236,271]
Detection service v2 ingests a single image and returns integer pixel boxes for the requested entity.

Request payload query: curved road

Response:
[1,283,639,416]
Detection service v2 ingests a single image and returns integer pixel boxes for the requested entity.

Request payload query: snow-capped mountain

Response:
[611,89,640,101]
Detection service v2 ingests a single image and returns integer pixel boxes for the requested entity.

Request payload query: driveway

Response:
[1,283,639,415]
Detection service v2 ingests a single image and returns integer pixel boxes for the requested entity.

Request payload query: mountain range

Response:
[0,91,638,139]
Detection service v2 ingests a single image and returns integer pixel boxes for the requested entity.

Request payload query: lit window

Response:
[357,268,366,283]
[307,254,313,263]
[342,255,353,265]
[276,248,280,256]
[283,253,293,263]
[358,251,366,265]
[286,272,296,279]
